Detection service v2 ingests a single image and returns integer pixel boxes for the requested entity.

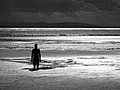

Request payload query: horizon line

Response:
[0,28,120,31]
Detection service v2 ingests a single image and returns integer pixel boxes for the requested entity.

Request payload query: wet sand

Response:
[0,49,120,90]
[0,49,120,58]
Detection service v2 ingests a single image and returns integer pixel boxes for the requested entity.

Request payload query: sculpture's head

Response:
[34,44,38,49]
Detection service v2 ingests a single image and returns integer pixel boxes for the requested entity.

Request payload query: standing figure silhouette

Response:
[31,44,41,70]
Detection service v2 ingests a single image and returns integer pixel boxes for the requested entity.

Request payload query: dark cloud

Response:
[83,0,120,11]
[0,0,120,26]
[10,0,120,13]
[11,0,81,12]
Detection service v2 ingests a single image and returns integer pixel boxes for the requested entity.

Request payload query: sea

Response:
[0,28,120,51]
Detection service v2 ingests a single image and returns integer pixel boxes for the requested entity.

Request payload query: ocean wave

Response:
[0,42,120,51]
[0,29,120,37]
[0,36,120,51]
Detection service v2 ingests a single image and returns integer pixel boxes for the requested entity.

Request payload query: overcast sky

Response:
[0,0,120,26]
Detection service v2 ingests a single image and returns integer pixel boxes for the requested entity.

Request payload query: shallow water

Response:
[0,36,120,51]
[0,28,120,50]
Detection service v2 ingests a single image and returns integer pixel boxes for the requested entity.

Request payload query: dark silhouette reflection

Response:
[31,44,41,70]
[22,66,53,71]
[23,68,40,71]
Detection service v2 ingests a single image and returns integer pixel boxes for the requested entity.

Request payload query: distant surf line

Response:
[0,28,120,31]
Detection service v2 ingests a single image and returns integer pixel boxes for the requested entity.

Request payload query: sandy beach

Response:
[1,49,120,90]
[0,29,120,90]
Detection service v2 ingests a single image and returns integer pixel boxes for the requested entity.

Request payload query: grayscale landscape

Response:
[0,28,120,90]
